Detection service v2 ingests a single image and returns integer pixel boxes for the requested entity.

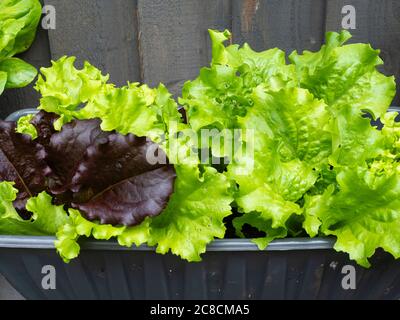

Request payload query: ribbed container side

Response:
[1,246,399,300]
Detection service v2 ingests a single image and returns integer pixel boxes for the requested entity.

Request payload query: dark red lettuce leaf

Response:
[30,111,59,146]
[45,118,110,194]
[43,117,176,226]
[1,111,176,227]
[70,133,165,202]
[0,120,51,211]
[73,166,176,226]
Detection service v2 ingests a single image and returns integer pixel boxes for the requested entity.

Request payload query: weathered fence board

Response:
[232,0,327,54]
[137,0,231,96]
[325,0,400,105]
[44,0,141,86]
[1,0,400,117]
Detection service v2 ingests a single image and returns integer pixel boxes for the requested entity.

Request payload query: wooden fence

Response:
[1,0,399,119]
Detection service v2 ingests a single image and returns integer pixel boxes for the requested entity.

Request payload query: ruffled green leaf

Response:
[16,114,37,139]
[0,181,69,236]
[304,166,400,267]
[55,208,129,262]
[148,165,233,261]
[25,191,70,234]
[35,56,111,129]
[233,212,288,249]
[83,83,182,142]
[329,107,385,166]
[180,29,296,158]
[290,30,395,119]
[229,87,330,238]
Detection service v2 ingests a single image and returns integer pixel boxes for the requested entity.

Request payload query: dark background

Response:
[1,0,399,119]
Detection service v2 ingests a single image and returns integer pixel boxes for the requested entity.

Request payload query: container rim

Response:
[0,236,335,251]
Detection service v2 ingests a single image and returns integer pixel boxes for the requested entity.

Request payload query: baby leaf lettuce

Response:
[0,0,42,94]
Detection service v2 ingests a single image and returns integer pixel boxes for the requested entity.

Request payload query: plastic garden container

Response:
[0,109,399,300]
[0,236,400,300]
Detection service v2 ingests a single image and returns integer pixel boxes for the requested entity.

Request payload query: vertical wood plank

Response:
[0,4,51,119]
[137,0,231,96]
[232,0,327,53]
[44,0,141,86]
[325,0,400,105]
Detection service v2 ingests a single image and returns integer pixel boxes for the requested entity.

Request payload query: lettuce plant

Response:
[0,30,399,267]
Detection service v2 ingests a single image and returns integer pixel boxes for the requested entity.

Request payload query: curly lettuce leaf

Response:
[329,107,385,166]
[180,29,296,157]
[233,212,288,249]
[55,207,154,262]
[228,87,330,244]
[290,30,395,119]
[83,83,183,142]
[147,165,233,261]
[25,191,70,234]
[35,56,111,129]
[304,166,400,267]
[35,57,184,142]
[0,181,69,236]
[290,31,395,167]
[55,208,129,262]
[381,111,400,156]
[228,86,331,246]
[16,114,37,138]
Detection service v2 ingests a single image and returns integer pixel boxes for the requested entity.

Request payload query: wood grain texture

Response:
[2,0,400,118]
[232,0,327,53]
[137,0,231,96]
[44,0,141,86]
[0,17,51,119]
[325,0,400,105]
